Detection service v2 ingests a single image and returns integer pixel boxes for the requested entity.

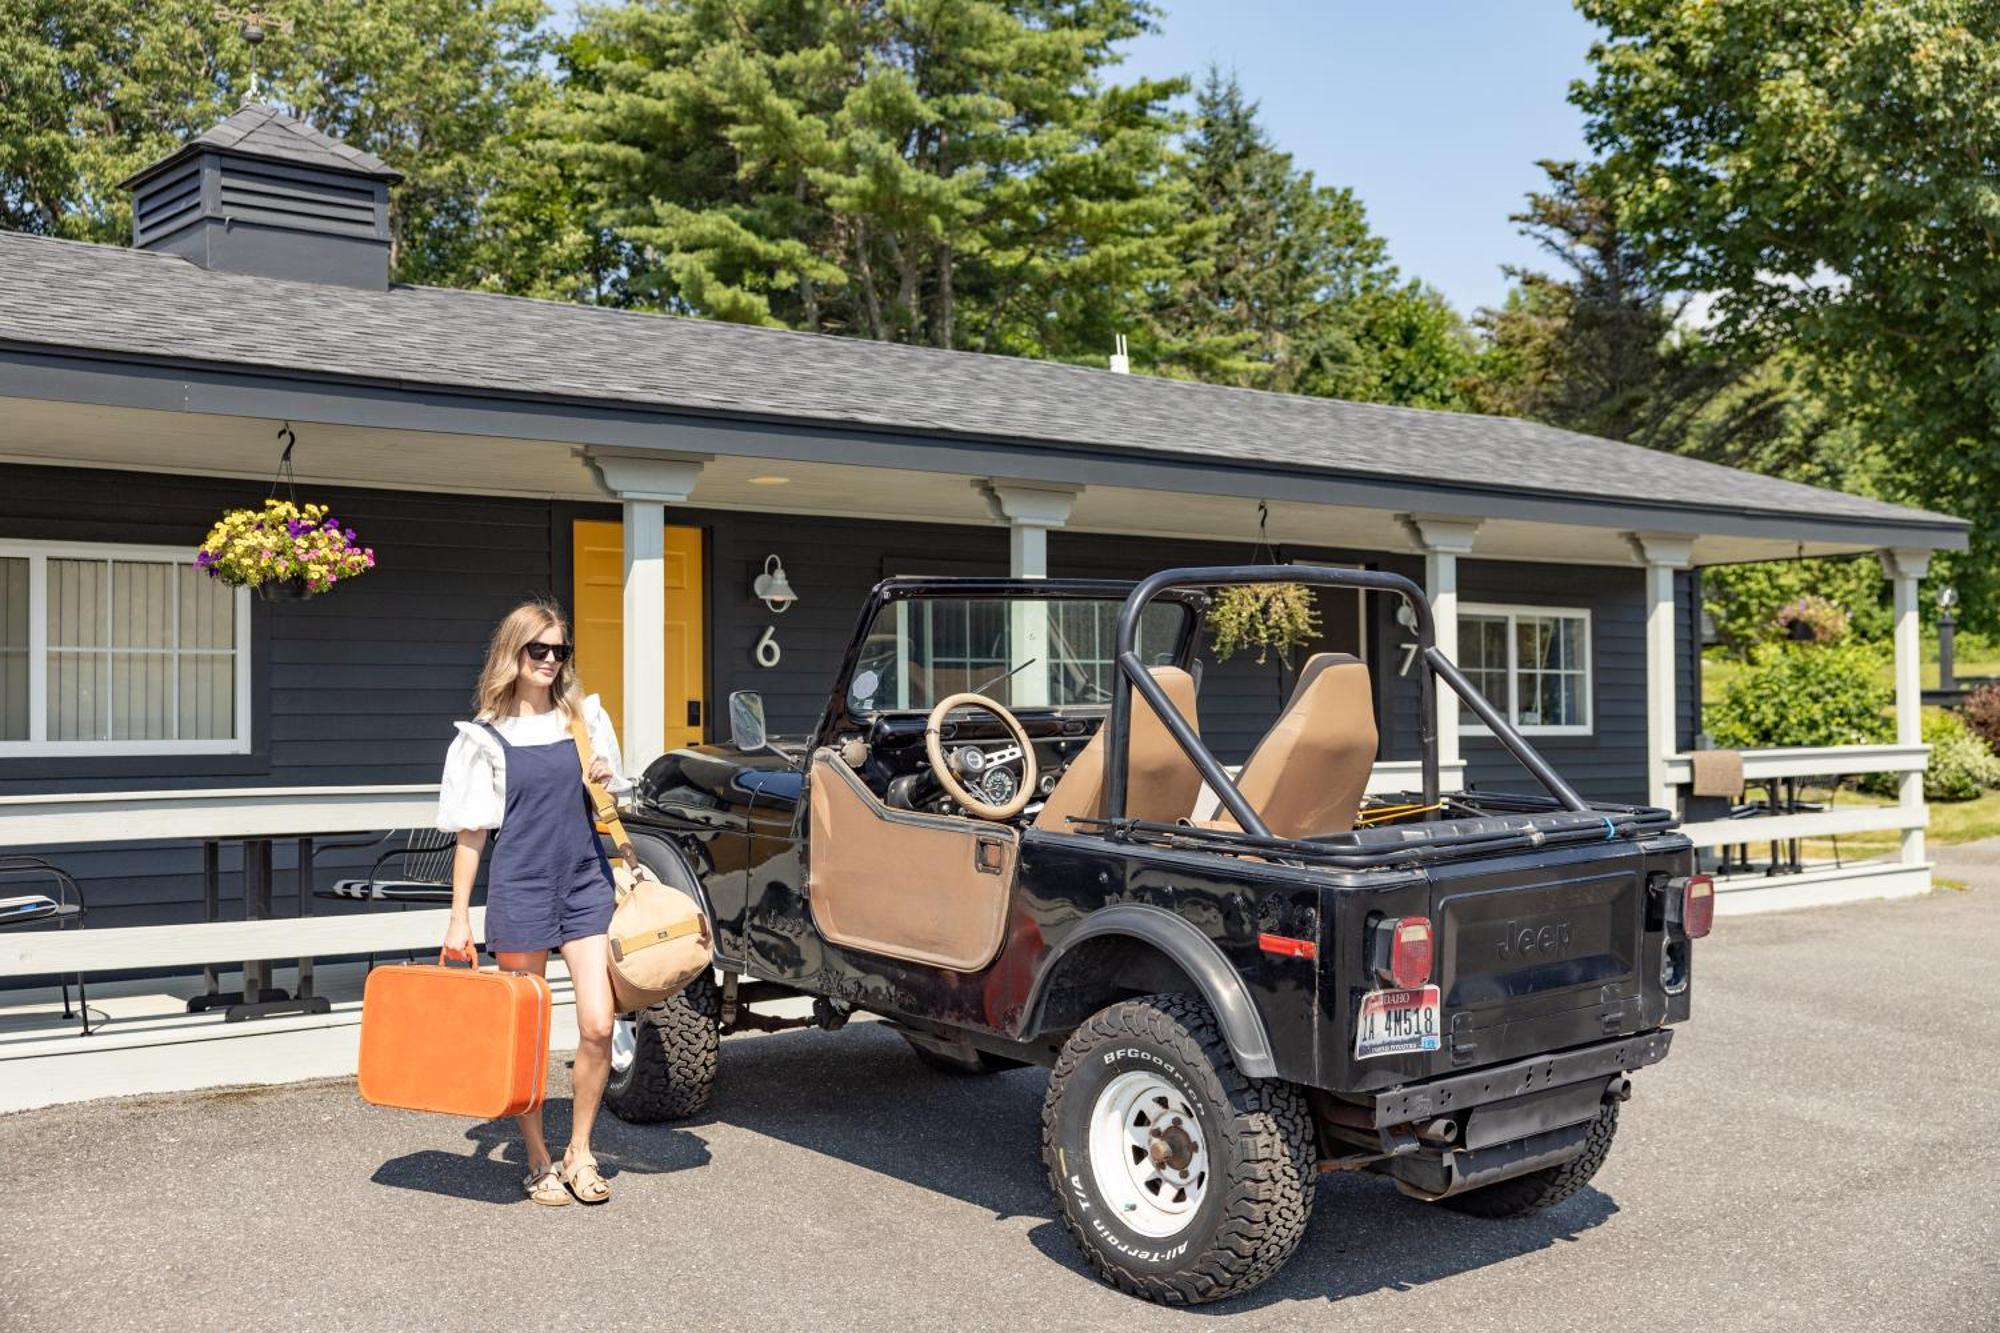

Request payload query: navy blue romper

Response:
[479,721,617,954]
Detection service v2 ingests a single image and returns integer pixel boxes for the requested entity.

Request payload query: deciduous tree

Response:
[0,0,558,290]
[1574,0,2000,624]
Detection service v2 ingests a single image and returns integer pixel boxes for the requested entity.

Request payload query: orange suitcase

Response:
[358,952,551,1118]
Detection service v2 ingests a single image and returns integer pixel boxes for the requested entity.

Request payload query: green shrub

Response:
[1864,709,2000,802]
[1706,643,1892,749]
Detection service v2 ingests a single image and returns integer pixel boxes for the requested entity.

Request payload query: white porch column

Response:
[1631,534,1694,812]
[981,482,1080,707]
[586,448,707,770]
[1881,547,1932,867]
[1401,516,1481,775]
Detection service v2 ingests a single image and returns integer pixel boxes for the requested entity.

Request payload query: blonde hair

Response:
[474,599,585,721]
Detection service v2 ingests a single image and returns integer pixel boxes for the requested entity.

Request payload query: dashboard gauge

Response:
[980,766,1017,806]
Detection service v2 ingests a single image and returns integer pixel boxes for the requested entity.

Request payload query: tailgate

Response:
[1429,841,1648,1070]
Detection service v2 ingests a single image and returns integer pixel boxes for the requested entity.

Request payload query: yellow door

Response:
[571,519,706,753]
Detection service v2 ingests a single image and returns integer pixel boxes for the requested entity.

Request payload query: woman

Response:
[438,599,627,1207]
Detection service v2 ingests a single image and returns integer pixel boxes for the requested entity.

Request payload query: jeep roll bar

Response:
[1104,565,1591,834]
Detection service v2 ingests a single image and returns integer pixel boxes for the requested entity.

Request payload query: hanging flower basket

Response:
[195,499,376,598]
[1207,582,1321,667]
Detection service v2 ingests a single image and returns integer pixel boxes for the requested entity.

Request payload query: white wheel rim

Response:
[610,1016,635,1074]
[1086,1070,1209,1238]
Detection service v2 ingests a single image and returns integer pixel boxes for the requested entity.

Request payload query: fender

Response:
[623,830,736,969]
[1026,903,1277,1079]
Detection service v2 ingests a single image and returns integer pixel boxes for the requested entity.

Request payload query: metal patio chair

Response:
[0,855,98,1035]
[313,829,456,967]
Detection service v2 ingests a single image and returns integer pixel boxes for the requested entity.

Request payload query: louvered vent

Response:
[131,160,203,250]
[119,103,401,289]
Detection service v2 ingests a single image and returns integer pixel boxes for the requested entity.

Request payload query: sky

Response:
[1118,1,1602,317]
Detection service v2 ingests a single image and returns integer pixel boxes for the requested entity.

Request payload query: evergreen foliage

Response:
[1149,71,1473,404]
[542,0,1191,361]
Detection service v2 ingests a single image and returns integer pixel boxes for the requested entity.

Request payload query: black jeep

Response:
[604,566,1709,1305]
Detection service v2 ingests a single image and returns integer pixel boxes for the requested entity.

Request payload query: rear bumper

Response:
[1361,1030,1671,1200]
[1366,1028,1674,1128]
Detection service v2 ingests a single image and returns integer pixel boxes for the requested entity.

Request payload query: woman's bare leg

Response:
[558,933,615,1157]
[495,948,552,1170]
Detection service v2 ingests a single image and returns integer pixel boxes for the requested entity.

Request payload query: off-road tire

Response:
[603,971,720,1123]
[1041,993,1316,1306]
[1437,1098,1619,1219]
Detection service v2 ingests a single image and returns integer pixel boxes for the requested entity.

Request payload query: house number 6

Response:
[755,626,782,668]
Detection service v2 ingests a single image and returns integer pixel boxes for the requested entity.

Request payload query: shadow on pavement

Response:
[693,1022,1619,1308]
[369,1096,712,1205]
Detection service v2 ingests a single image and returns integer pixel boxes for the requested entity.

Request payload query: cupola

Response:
[117,102,402,289]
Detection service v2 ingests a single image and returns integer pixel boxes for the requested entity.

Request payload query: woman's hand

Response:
[588,756,615,787]
[442,914,476,961]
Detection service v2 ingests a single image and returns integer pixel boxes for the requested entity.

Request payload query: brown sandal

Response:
[561,1147,610,1205]
[523,1164,571,1207]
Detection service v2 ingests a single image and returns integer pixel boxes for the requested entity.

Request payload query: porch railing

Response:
[1662,744,1929,858]
[1365,758,1466,798]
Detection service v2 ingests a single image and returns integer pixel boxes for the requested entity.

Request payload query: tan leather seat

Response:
[1034,666,1201,831]
[1211,653,1377,839]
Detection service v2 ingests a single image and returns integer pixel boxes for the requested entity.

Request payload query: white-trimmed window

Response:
[0,541,252,756]
[1459,604,1591,736]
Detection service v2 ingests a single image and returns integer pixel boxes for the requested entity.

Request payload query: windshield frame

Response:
[810,577,1205,750]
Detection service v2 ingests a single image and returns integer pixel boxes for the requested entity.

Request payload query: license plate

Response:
[1354,985,1442,1059]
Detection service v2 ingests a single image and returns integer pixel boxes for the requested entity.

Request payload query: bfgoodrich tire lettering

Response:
[1041,993,1316,1305]
[1437,1098,1619,1218]
[603,971,720,1123]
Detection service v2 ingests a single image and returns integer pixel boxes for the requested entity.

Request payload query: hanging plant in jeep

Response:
[605,566,1706,1304]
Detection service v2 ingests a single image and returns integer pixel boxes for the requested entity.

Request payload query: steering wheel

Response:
[923,693,1040,820]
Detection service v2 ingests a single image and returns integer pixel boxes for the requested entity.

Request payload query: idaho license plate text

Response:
[1354,985,1443,1059]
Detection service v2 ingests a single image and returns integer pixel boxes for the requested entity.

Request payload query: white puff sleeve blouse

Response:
[436,694,631,834]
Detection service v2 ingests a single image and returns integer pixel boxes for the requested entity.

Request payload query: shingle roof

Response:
[0,231,1962,533]
[119,103,400,187]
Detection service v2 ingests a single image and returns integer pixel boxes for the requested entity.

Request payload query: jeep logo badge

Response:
[1498,919,1573,960]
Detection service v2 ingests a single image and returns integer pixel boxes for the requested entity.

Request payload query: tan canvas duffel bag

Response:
[567,712,712,1013]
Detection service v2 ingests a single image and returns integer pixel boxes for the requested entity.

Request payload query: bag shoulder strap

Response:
[565,707,637,866]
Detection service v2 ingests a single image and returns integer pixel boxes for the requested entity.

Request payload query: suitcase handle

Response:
[439,946,478,968]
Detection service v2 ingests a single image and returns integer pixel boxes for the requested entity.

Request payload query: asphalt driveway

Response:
[3,876,1997,1332]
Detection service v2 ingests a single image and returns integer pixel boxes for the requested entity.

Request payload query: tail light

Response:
[1370,915,1433,989]
[1679,874,1715,939]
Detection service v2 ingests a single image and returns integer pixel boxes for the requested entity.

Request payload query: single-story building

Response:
[0,104,1968,932]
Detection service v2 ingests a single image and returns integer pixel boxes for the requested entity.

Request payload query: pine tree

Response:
[545,0,1188,357]
[1148,70,1472,406]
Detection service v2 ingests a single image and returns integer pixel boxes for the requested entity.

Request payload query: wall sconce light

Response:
[754,554,798,613]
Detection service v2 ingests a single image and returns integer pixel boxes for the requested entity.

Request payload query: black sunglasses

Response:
[522,642,574,663]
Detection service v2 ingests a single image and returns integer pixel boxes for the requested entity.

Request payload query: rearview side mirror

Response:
[728,691,768,753]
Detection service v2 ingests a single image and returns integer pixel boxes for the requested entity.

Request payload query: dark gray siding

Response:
[0,463,560,930]
[1453,561,1649,805]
